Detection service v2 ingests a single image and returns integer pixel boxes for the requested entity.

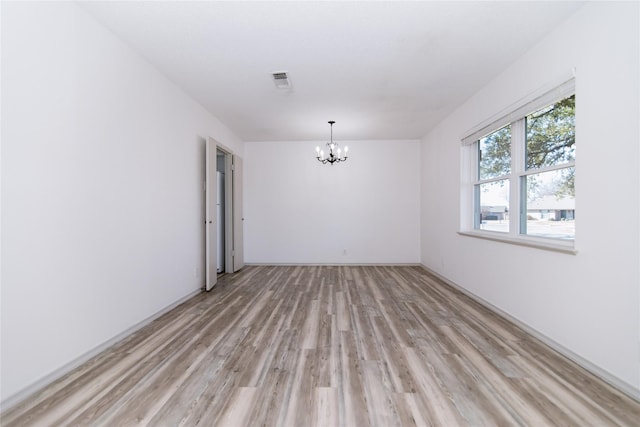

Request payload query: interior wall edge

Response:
[0,289,201,412]
[418,263,640,402]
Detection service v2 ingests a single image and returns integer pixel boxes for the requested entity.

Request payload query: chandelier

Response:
[315,121,348,165]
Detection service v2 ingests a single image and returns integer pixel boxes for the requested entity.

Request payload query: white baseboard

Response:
[419,264,640,402]
[0,289,201,411]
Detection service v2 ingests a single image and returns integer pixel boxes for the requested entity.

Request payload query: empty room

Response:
[1,1,639,425]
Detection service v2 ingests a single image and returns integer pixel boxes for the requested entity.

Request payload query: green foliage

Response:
[554,167,575,199]
[526,95,575,169]
[526,95,575,198]
[526,167,575,202]
[478,95,575,198]
[479,125,511,180]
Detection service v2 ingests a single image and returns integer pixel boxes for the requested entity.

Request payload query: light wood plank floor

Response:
[2,265,639,426]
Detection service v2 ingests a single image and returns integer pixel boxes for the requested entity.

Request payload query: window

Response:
[476,126,511,233]
[461,79,576,252]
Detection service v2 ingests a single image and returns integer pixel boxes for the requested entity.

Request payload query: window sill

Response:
[458,230,577,255]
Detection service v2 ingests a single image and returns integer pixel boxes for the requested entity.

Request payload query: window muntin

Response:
[467,88,575,246]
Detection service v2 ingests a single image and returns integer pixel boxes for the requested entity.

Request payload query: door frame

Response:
[232,155,244,272]
[205,138,218,291]
[219,144,234,275]
[205,139,240,291]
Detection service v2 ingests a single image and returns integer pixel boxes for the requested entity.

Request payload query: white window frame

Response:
[459,78,577,254]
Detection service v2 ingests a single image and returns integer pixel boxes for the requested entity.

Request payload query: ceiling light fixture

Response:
[316,121,348,165]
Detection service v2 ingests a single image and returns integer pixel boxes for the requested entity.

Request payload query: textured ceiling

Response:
[79,1,584,141]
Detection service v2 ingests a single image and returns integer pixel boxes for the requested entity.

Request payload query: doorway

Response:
[216,149,226,274]
[205,138,244,291]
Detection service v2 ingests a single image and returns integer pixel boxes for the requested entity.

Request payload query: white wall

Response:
[244,140,420,264]
[420,2,640,395]
[1,2,242,403]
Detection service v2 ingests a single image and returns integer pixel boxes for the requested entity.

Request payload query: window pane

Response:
[522,167,575,239]
[526,95,575,170]
[476,179,510,233]
[479,125,511,180]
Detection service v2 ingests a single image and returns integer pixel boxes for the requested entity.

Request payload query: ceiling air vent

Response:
[271,71,292,89]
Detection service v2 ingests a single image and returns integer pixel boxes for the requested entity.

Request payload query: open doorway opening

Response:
[205,138,243,291]
[216,149,226,274]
